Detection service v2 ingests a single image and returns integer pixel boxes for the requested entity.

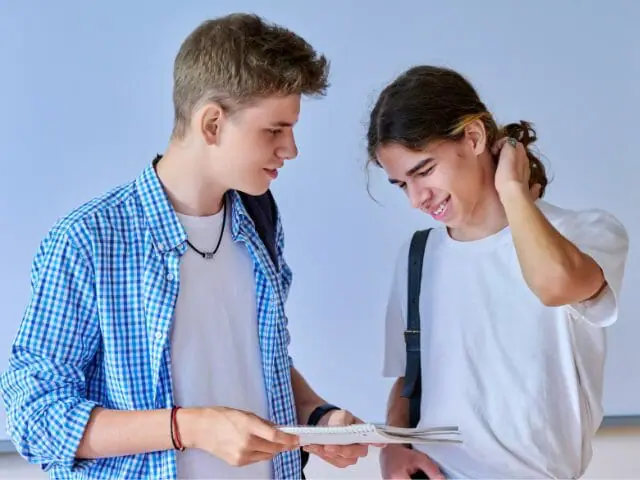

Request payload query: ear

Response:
[195,102,225,146]
[464,119,488,156]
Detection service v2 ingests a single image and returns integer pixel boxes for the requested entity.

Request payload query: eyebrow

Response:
[388,157,434,184]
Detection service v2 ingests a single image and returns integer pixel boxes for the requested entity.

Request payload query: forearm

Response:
[387,377,410,427]
[499,183,604,306]
[3,390,177,464]
[76,407,176,459]
[290,367,327,424]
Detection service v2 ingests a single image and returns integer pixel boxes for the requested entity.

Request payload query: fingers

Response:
[232,426,299,466]
[303,444,363,459]
[304,443,368,468]
[303,409,374,468]
[491,136,510,155]
[213,410,301,468]
[325,442,367,456]
[414,453,445,480]
[302,444,320,455]
[243,450,276,464]
[492,136,526,156]
[248,434,298,455]
[309,448,360,468]
[249,417,299,449]
[268,428,300,448]
[529,183,542,200]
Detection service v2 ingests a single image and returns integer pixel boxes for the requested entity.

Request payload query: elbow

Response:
[526,264,571,306]
[1,380,42,462]
[1,384,96,469]
[0,384,29,460]
[0,349,98,470]
[528,263,605,308]
[536,289,571,308]
[3,402,44,464]
[8,398,97,472]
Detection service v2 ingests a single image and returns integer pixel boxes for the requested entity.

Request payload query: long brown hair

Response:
[366,65,549,197]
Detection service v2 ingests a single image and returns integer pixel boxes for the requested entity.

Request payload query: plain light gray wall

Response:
[0,0,638,447]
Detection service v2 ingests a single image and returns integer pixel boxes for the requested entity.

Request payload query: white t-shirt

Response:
[383,200,629,479]
[171,207,271,479]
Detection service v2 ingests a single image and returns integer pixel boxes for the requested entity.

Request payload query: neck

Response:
[448,188,509,241]
[155,140,227,216]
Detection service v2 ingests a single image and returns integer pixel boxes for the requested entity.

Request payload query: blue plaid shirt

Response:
[0,162,301,479]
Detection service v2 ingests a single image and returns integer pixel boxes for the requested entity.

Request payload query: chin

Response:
[236,181,271,197]
[442,214,463,230]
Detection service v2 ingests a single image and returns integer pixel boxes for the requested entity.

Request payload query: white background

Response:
[0,0,638,445]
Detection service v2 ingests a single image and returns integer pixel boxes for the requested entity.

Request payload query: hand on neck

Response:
[156,140,227,217]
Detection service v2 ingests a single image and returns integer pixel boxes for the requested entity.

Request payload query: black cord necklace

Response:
[185,198,226,260]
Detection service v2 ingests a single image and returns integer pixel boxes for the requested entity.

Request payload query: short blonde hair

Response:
[171,13,330,139]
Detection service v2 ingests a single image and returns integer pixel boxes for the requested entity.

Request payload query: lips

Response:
[428,196,451,220]
[263,167,279,179]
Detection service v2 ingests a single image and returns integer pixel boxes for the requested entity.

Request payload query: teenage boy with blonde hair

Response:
[0,13,370,480]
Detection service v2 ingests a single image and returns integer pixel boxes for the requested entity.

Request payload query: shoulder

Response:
[536,199,622,227]
[536,199,629,247]
[392,227,443,277]
[39,181,137,258]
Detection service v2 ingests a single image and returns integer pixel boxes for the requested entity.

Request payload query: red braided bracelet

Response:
[170,406,185,451]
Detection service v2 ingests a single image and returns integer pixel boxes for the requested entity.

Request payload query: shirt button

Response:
[155,331,163,341]
[158,243,165,250]
[166,273,175,281]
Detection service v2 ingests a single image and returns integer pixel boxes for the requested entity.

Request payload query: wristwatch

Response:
[307,403,341,426]
[301,403,341,473]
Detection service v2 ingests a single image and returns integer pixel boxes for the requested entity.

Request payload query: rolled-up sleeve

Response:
[562,209,630,327]
[0,230,100,472]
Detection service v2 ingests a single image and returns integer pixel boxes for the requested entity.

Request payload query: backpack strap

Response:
[237,190,279,267]
[401,229,431,428]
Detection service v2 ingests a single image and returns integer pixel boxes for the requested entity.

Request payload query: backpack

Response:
[401,229,432,479]
[238,190,279,266]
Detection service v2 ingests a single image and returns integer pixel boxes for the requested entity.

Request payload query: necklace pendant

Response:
[204,252,215,260]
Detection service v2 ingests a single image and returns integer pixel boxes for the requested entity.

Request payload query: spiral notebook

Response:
[279,423,461,446]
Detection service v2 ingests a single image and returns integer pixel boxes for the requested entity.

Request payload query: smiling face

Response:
[367,65,548,240]
[376,122,497,230]
[197,94,301,196]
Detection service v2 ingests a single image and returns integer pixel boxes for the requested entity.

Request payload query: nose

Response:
[277,131,298,161]
[407,182,431,210]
